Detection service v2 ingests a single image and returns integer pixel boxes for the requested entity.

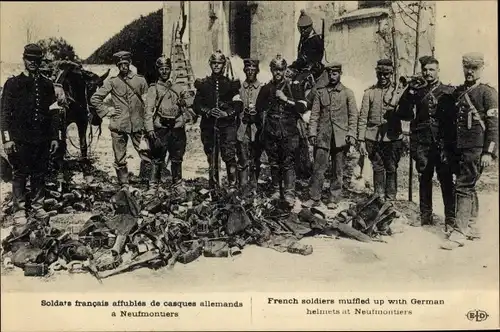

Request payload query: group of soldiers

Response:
[1,11,497,252]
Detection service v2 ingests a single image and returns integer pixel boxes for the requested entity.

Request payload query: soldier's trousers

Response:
[309,145,351,202]
[366,140,403,200]
[237,137,263,187]
[263,132,299,196]
[413,142,455,223]
[452,147,483,236]
[151,127,186,165]
[201,123,238,187]
[110,130,151,184]
[8,140,51,213]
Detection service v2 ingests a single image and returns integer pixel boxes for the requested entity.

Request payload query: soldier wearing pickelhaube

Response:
[144,55,190,197]
[0,44,60,225]
[397,56,456,227]
[236,58,263,190]
[255,54,308,206]
[289,10,325,80]
[90,51,151,189]
[358,59,404,202]
[440,52,498,250]
[304,61,358,209]
[192,50,242,191]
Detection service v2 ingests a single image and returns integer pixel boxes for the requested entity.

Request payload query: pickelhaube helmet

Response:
[156,55,172,69]
[209,50,227,64]
[269,54,287,70]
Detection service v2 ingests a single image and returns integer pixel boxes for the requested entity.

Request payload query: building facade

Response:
[163,1,436,84]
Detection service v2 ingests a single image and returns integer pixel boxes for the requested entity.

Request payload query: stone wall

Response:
[163,1,436,83]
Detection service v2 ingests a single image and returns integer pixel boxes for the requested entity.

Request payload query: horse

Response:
[52,61,110,160]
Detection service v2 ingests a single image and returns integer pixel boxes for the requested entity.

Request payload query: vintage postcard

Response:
[1,1,498,331]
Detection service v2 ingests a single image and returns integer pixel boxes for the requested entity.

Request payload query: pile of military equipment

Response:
[1,176,401,280]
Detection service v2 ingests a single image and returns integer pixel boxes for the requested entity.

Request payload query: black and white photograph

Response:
[0,1,498,330]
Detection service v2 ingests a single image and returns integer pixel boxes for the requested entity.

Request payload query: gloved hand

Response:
[308,136,317,146]
[3,141,16,154]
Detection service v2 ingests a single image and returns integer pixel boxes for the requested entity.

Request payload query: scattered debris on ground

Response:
[0,158,405,280]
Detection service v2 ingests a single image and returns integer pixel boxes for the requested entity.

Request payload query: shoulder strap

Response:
[117,75,144,105]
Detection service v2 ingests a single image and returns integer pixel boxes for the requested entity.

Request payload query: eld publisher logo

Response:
[466,310,489,322]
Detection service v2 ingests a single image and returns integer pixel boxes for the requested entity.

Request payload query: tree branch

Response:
[400,11,418,32]
[396,1,418,24]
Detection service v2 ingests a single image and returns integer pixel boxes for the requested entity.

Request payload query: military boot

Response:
[283,168,297,207]
[441,193,471,250]
[385,172,397,201]
[12,176,27,225]
[238,166,249,189]
[145,163,162,197]
[30,174,49,223]
[468,192,480,239]
[116,166,129,189]
[171,162,186,199]
[226,163,237,191]
[270,166,281,200]
[373,170,385,200]
[139,160,152,185]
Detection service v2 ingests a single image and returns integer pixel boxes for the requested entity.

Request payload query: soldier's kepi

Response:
[255,54,308,206]
[193,50,242,193]
[397,56,456,228]
[144,55,189,199]
[0,43,60,225]
[440,52,498,250]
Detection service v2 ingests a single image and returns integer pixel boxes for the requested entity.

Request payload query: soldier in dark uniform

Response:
[289,10,325,82]
[236,58,263,190]
[440,53,498,250]
[303,62,358,209]
[397,56,456,227]
[255,54,308,206]
[0,44,60,225]
[358,59,404,201]
[144,55,190,197]
[192,50,242,191]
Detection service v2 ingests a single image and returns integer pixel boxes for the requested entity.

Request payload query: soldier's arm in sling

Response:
[0,78,15,142]
[90,79,113,118]
[357,90,370,140]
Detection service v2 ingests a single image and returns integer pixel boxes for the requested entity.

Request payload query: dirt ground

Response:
[1,118,498,293]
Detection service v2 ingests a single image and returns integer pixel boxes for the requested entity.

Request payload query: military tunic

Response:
[308,82,358,201]
[90,72,150,170]
[290,31,324,78]
[193,74,242,187]
[358,83,404,200]
[0,71,58,212]
[255,79,307,195]
[144,80,188,166]
[398,81,456,223]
